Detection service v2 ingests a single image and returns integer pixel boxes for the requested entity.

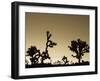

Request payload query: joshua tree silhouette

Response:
[62,56,69,64]
[26,46,41,65]
[68,39,89,63]
[41,31,57,64]
[26,31,57,65]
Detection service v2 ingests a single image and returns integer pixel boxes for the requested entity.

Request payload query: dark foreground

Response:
[25,62,89,68]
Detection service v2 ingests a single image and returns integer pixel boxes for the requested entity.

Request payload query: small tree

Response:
[68,39,89,63]
[62,56,69,64]
[27,46,41,65]
[41,31,57,64]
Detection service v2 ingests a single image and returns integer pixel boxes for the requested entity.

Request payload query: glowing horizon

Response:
[25,12,89,64]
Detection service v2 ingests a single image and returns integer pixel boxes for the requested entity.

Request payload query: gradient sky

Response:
[25,12,89,64]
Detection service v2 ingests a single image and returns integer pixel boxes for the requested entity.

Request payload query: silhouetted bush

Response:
[62,56,69,64]
[68,39,89,63]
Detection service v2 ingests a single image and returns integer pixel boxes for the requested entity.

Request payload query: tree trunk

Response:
[31,57,33,65]
[78,58,81,64]
[78,53,82,64]
[41,58,44,64]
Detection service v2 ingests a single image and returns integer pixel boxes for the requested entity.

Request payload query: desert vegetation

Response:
[25,31,89,68]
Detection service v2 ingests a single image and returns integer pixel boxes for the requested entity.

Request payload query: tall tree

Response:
[41,31,57,64]
[68,39,89,63]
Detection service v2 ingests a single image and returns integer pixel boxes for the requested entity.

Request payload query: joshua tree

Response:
[26,31,57,65]
[27,46,41,65]
[41,31,57,64]
[68,39,89,63]
[62,56,69,64]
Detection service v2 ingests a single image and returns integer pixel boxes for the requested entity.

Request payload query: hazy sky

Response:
[25,12,89,64]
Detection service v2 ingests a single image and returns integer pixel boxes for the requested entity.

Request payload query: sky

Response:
[25,12,89,64]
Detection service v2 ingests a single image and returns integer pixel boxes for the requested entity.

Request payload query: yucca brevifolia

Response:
[27,46,41,65]
[62,56,69,64]
[41,31,57,64]
[68,39,89,63]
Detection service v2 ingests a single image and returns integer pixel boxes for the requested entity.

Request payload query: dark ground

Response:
[25,62,89,68]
